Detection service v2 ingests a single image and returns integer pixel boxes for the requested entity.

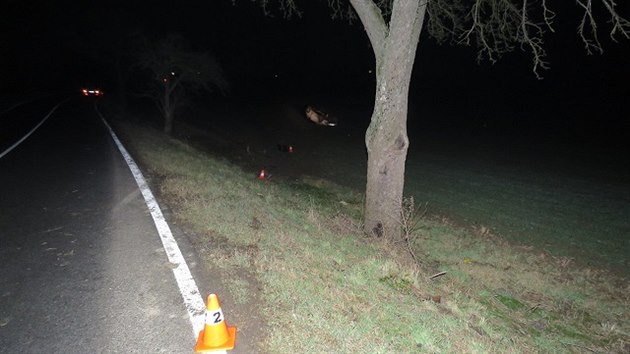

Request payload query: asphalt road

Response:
[0,98,199,353]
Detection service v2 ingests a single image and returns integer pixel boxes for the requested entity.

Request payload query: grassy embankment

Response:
[113,118,628,353]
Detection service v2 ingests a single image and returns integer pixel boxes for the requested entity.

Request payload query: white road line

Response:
[0,100,66,159]
[0,100,28,116]
[95,104,206,338]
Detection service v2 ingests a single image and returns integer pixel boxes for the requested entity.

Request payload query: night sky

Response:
[2,0,629,146]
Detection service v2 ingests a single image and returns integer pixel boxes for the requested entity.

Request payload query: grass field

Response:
[108,102,629,353]
[176,97,629,275]
[403,136,630,275]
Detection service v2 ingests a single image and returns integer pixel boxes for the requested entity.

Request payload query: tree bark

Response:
[350,0,427,238]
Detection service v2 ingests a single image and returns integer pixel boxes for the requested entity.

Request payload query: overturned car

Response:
[305,106,337,127]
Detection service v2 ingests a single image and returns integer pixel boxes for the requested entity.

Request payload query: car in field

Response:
[305,105,337,127]
[81,88,104,97]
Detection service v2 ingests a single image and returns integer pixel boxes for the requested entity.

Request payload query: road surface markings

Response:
[0,100,66,159]
[96,104,205,337]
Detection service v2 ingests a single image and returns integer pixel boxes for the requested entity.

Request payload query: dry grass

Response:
[113,118,629,353]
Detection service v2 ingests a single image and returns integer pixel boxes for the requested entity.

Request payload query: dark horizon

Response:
[2,0,629,149]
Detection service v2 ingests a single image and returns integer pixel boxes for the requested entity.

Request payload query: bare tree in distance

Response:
[135,33,228,134]
[244,0,629,240]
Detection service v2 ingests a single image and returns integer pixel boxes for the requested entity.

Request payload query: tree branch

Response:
[387,0,428,64]
[576,0,603,54]
[542,0,555,33]
[427,0,466,43]
[246,0,629,80]
[600,0,630,41]
[349,0,388,59]
[519,0,549,79]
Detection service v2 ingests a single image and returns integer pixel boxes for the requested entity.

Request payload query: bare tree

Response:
[246,0,629,239]
[135,34,228,134]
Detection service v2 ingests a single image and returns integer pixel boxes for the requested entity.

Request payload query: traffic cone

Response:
[257,168,266,180]
[195,294,237,353]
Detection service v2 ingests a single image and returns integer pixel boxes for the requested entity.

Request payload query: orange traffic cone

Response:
[257,168,266,180]
[195,294,237,353]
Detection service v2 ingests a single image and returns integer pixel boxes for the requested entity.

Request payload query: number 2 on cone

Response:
[206,309,224,325]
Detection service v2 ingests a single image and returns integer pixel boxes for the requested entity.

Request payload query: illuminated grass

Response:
[113,118,629,354]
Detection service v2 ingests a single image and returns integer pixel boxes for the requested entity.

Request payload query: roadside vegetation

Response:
[111,113,628,353]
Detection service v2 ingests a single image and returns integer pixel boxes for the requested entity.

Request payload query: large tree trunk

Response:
[350,0,426,239]
[364,73,410,238]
